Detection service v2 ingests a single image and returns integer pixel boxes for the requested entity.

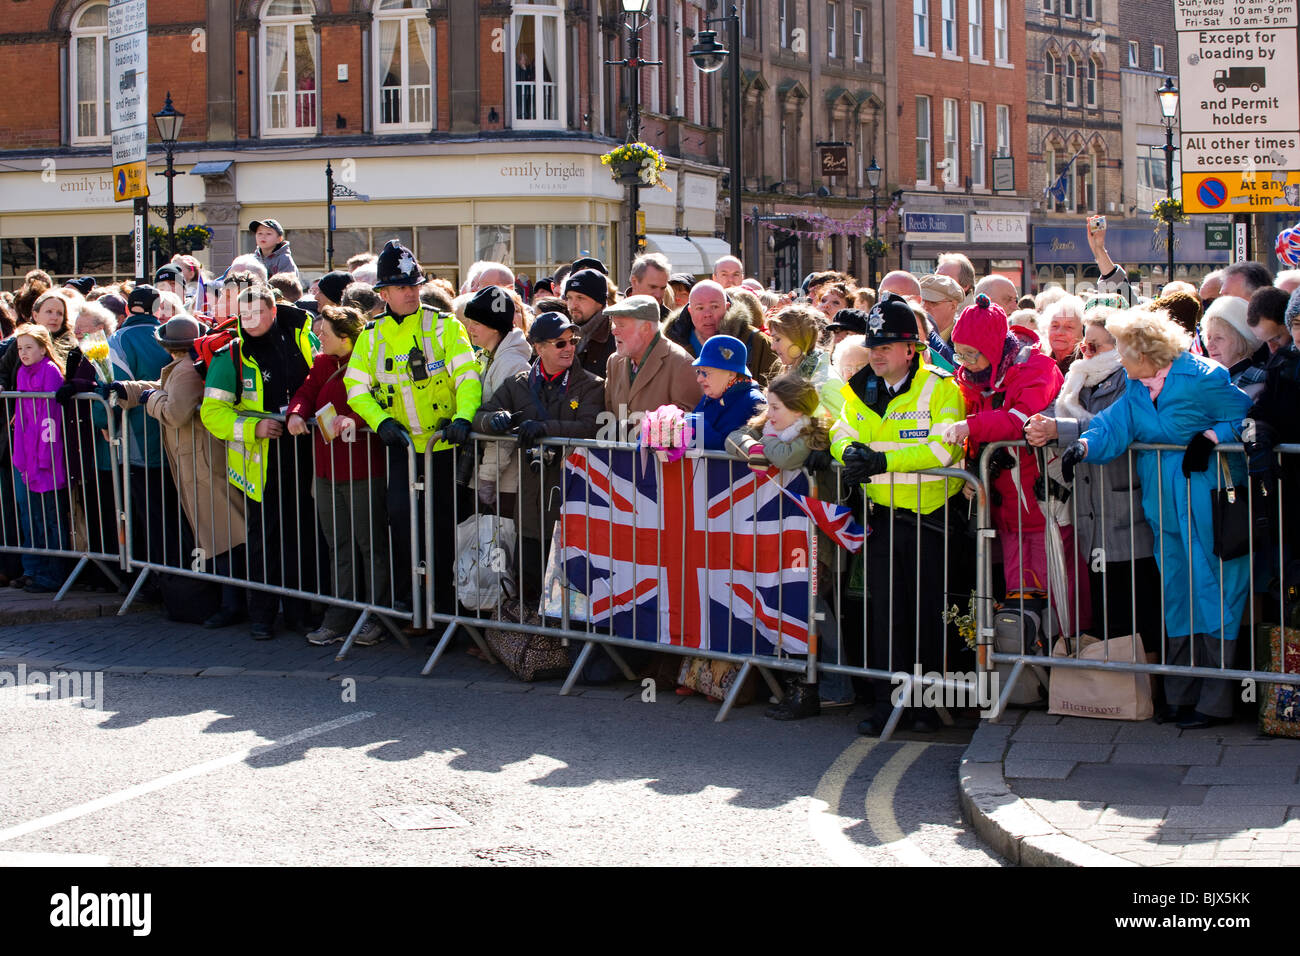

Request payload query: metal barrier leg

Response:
[757,665,785,702]
[559,641,595,696]
[117,566,151,616]
[462,622,498,666]
[374,614,411,650]
[878,696,908,744]
[90,558,123,592]
[599,643,638,682]
[715,660,752,723]
[420,621,461,675]
[989,658,1025,723]
[335,608,369,662]
[54,556,89,602]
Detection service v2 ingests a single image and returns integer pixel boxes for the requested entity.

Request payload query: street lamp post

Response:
[324,159,370,271]
[1158,77,1180,285]
[689,5,742,266]
[607,0,660,279]
[866,157,881,286]
[152,91,185,257]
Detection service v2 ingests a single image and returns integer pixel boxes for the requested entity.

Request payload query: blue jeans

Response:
[18,477,67,589]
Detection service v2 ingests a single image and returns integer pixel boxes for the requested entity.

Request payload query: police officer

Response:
[345,240,481,621]
[829,293,970,735]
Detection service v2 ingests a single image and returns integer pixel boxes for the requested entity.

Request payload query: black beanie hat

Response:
[564,268,608,307]
[464,285,516,336]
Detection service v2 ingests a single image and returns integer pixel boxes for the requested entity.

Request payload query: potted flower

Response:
[601,141,669,190]
[862,236,889,259]
[148,223,213,256]
[1150,197,1187,226]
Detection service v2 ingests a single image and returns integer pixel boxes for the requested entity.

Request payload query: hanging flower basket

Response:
[863,236,889,259]
[148,223,213,256]
[1150,198,1187,227]
[600,141,670,191]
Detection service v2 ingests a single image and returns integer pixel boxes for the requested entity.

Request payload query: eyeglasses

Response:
[1081,341,1099,355]
[545,336,577,349]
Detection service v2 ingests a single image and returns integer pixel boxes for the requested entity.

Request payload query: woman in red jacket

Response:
[943,295,1085,631]
[287,305,390,647]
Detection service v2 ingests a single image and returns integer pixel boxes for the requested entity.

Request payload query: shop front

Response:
[900,192,1033,290]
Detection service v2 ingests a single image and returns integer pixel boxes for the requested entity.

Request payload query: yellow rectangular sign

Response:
[1182,169,1300,214]
[112,161,149,201]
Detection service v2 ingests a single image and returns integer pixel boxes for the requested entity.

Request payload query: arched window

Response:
[70,2,110,144]
[375,0,433,131]
[1065,55,1078,106]
[1086,58,1099,108]
[261,0,318,136]
[1044,50,1057,104]
[511,1,566,128]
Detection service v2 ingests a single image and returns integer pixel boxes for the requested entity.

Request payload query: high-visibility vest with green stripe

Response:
[344,305,482,454]
[199,328,317,503]
[830,363,968,515]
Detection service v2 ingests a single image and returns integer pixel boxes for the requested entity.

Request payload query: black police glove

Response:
[516,419,548,451]
[1182,432,1217,478]
[1059,440,1087,485]
[1245,419,1280,481]
[377,418,411,448]
[485,410,514,435]
[442,417,473,446]
[54,380,95,406]
[841,442,889,486]
[803,448,833,473]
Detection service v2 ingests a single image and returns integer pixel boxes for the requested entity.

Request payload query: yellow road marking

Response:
[864,743,936,866]
[807,738,878,866]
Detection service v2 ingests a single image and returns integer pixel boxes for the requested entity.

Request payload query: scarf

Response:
[763,414,810,444]
[1053,349,1122,421]
[1139,363,1172,403]
[958,332,1021,390]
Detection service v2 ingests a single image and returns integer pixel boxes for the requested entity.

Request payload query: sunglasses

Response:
[544,336,577,349]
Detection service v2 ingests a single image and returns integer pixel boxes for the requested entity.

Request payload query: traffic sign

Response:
[1205,222,1232,249]
[109,0,149,202]
[1183,169,1300,213]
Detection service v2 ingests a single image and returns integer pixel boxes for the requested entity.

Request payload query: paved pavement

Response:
[961,708,1300,866]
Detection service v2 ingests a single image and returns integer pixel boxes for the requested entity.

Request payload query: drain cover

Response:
[374,804,469,830]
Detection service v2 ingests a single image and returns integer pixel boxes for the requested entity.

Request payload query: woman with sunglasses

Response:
[1025,311,1160,645]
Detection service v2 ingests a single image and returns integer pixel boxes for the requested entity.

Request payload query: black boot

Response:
[766,682,820,720]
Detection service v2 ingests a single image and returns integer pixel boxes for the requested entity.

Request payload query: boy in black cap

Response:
[249,219,298,279]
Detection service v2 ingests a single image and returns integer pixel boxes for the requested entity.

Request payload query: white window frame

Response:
[260,0,319,138]
[1086,57,1098,108]
[673,1,685,115]
[1042,0,1053,11]
[691,7,702,121]
[968,0,984,61]
[1153,44,1164,72]
[646,10,660,113]
[510,2,567,130]
[995,104,1010,156]
[1128,40,1139,68]
[70,1,110,146]
[943,97,960,186]
[373,0,434,133]
[828,2,839,58]
[993,0,1008,63]
[914,0,930,52]
[1044,51,1057,104]
[1065,55,1078,106]
[916,95,932,185]
[780,0,790,48]
[970,101,986,188]
[941,0,958,55]
[853,8,866,62]
[1062,0,1075,15]
[1083,0,1095,19]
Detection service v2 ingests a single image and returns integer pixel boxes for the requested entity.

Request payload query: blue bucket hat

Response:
[692,334,749,377]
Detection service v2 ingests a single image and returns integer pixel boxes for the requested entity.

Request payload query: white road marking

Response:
[864,742,937,867]
[807,738,878,866]
[0,711,374,844]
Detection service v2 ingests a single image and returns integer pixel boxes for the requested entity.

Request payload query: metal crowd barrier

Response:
[979,439,1300,719]
[0,391,126,599]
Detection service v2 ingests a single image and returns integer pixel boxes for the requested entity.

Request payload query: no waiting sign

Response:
[109,0,148,202]
[1176,0,1300,213]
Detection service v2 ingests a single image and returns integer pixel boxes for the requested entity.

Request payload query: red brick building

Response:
[0,0,729,290]
[890,0,1032,288]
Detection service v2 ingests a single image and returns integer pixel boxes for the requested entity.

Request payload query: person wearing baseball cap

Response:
[563,268,615,378]
[344,239,481,628]
[919,273,965,371]
[826,308,869,345]
[689,334,765,451]
[473,309,605,603]
[828,291,970,736]
[153,264,184,297]
[248,218,298,279]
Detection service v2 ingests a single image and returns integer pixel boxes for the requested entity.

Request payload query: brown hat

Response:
[919,274,964,304]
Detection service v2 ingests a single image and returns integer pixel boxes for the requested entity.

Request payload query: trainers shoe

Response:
[306,625,341,646]
[354,621,385,647]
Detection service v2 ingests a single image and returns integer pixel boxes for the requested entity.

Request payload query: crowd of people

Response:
[2,212,1298,731]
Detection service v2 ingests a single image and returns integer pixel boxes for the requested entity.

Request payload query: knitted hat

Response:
[564,268,608,306]
[464,285,516,336]
[571,256,608,276]
[1204,295,1253,346]
[951,293,1010,365]
[127,284,159,313]
[316,270,354,305]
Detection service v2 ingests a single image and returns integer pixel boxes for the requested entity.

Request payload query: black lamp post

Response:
[1157,77,1180,285]
[324,159,370,271]
[152,91,184,257]
[866,156,881,285]
[607,0,660,279]
[690,5,742,266]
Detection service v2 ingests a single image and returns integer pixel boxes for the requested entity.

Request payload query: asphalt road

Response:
[0,669,1005,866]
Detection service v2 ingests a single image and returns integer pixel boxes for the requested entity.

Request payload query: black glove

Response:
[442,417,472,446]
[54,381,94,406]
[64,348,85,382]
[1182,432,1216,478]
[841,443,888,486]
[1059,440,1087,485]
[485,410,514,435]
[804,448,833,473]
[516,419,548,451]
[1245,419,1280,481]
[377,418,411,448]
[94,381,128,401]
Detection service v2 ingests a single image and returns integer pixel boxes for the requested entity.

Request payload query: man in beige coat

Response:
[603,295,700,442]
[114,315,248,628]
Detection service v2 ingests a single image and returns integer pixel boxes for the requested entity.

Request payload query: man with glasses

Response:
[474,311,605,603]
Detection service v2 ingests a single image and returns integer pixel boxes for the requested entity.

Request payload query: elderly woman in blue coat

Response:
[689,335,766,451]
[1059,309,1252,729]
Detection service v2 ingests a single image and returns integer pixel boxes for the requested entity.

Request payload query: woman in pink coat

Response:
[943,295,1085,630]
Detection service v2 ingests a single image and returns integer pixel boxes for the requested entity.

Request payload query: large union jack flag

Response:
[551,448,817,655]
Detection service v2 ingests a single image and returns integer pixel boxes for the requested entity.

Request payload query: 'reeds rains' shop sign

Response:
[1176,0,1300,213]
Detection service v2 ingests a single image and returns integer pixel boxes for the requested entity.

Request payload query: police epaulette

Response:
[364,320,377,330]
